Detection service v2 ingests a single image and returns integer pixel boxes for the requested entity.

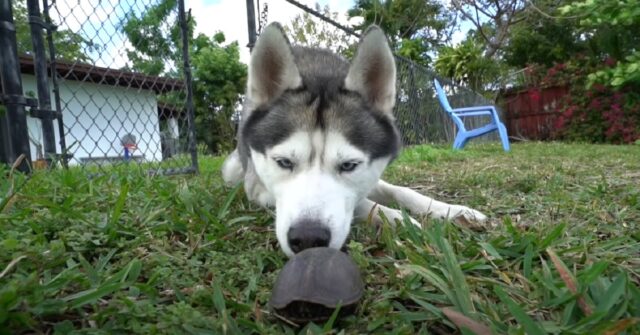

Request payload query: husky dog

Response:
[222,23,487,256]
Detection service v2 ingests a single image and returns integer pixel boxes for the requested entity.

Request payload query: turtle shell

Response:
[269,247,364,322]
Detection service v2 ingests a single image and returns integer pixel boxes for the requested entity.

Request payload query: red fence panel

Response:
[499,85,570,140]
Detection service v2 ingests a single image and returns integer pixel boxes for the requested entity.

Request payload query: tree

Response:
[283,4,355,57]
[561,0,640,87]
[190,33,247,153]
[435,37,504,92]
[348,0,452,66]
[13,0,92,62]
[121,0,247,153]
[450,0,528,59]
[121,0,185,76]
[502,1,585,69]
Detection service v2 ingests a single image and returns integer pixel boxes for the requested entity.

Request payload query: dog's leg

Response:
[221,149,244,186]
[355,198,420,227]
[222,149,274,208]
[368,180,488,225]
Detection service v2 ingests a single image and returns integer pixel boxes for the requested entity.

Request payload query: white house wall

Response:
[22,74,162,165]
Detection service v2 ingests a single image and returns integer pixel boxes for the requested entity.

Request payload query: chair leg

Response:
[453,132,468,150]
[452,136,460,150]
[498,122,510,152]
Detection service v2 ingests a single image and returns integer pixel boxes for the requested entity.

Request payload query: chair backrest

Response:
[433,79,453,113]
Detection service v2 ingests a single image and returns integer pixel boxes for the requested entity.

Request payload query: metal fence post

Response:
[0,0,32,172]
[42,0,68,168]
[178,0,199,173]
[27,0,57,166]
[246,0,256,51]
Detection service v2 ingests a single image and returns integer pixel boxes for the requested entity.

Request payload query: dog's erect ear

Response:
[345,26,396,114]
[247,23,302,106]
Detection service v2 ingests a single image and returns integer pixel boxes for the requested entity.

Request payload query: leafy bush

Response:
[544,59,640,143]
[560,0,640,88]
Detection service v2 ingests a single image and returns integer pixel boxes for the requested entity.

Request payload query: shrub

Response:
[538,58,640,144]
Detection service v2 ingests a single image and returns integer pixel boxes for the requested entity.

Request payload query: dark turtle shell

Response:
[269,247,364,323]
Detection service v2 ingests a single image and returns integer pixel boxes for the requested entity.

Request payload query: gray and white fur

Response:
[222,23,487,256]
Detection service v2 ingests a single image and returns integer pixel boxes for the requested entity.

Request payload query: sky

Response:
[188,0,360,64]
[46,0,470,68]
[189,0,470,64]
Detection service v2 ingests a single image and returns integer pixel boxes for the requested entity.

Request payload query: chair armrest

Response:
[453,111,493,117]
[452,105,503,123]
[451,106,496,113]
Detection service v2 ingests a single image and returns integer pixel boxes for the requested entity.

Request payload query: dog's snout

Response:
[287,221,331,254]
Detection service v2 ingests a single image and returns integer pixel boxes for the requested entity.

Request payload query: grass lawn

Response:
[1,142,639,334]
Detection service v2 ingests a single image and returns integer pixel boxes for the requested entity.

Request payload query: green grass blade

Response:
[523,243,533,278]
[322,302,342,332]
[109,181,130,228]
[77,254,98,286]
[494,286,545,335]
[213,281,227,314]
[579,261,609,287]
[123,259,142,284]
[63,282,122,309]
[538,223,566,250]
[403,264,456,304]
[479,242,503,260]
[95,249,117,274]
[217,183,242,221]
[433,225,474,314]
[595,274,626,314]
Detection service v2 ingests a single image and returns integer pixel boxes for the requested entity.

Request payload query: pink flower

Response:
[593,83,606,92]
[613,92,623,102]
[604,57,617,67]
[564,105,576,118]
[529,89,541,102]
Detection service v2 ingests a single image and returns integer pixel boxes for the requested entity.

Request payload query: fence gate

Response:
[0,0,199,175]
[0,0,31,172]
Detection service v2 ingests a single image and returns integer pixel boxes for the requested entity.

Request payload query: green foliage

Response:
[435,38,504,92]
[348,0,451,66]
[191,35,246,153]
[503,2,585,68]
[284,4,355,58]
[121,0,184,76]
[12,0,92,62]
[121,0,246,153]
[560,0,640,87]
[587,52,640,88]
[502,0,640,88]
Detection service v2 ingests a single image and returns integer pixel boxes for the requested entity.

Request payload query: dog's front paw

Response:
[450,205,488,229]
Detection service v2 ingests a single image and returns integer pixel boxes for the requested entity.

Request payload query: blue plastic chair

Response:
[433,79,510,151]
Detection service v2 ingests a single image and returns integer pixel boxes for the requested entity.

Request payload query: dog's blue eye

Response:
[339,161,359,173]
[275,158,294,170]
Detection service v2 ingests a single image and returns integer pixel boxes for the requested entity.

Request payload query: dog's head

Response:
[241,23,400,256]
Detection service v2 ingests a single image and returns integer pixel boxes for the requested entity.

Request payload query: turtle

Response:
[269,247,364,323]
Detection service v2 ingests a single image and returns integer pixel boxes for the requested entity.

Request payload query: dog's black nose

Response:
[287,221,331,254]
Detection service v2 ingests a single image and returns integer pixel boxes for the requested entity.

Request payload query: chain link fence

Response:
[259,0,501,145]
[394,56,500,144]
[2,0,504,174]
[0,0,198,174]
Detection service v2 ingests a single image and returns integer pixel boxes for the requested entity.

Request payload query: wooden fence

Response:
[498,85,570,140]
